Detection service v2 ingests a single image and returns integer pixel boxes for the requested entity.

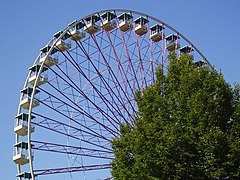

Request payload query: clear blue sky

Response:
[1,0,240,179]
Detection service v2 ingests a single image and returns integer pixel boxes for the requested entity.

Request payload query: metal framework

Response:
[14,9,211,179]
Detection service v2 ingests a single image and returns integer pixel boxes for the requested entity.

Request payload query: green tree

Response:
[111,54,240,179]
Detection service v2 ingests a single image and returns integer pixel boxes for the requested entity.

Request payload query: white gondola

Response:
[28,75,48,86]
[166,42,180,52]
[40,55,58,67]
[101,20,117,31]
[150,24,165,42]
[14,124,35,136]
[68,21,86,41]
[14,113,35,136]
[70,29,86,41]
[13,153,29,165]
[84,23,101,34]
[101,12,117,31]
[13,142,34,165]
[53,31,72,52]
[40,46,58,67]
[28,64,48,86]
[20,97,39,110]
[179,45,194,55]
[118,21,132,32]
[20,88,40,110]
[135,25,147,36]
[84,15,101,34]
[55,39,71,52]
[118,13,133,32]
[134,17,149,36]
[166,34,180,52]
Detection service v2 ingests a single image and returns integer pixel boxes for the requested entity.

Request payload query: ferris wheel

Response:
[13,9,211,180]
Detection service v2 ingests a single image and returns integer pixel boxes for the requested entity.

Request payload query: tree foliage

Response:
[111,54,240,179]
